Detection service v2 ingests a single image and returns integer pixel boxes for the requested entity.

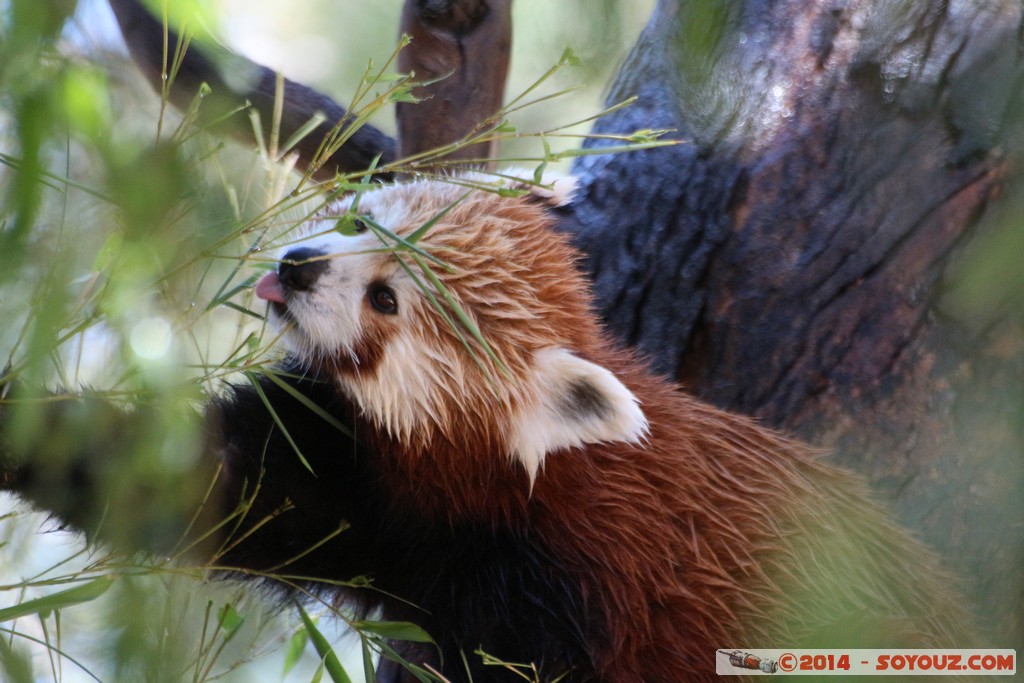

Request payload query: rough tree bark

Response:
[397,0,511,164]
[88,0,1024,649]
[560,0,1024,645]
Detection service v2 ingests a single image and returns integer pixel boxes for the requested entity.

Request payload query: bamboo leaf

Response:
[245,371,315,475]
[260,370,354,438]
[205,273,260,313]
[296,603,353,683]
[395,258,492,381]
[219,300,265,320]
[0,635,33,683]
[373,640,438,683]
[405,190,472,245]
[559,46,581,67]
[217,602,244,637]
[410,254,510,379]
[361,636,376,683]
[352,620,433,644]
[283,625,310,677]
[0,576,114,623]
[362,216,452,271]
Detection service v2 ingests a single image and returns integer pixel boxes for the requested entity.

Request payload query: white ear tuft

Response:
[525,174,577,207]
[509,347,648,485]
[500,169,577,208]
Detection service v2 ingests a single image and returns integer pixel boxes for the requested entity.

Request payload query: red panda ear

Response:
[508,348,648,485]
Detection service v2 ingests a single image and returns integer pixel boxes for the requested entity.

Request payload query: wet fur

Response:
[252,177,974,680]
[2,177,975,683]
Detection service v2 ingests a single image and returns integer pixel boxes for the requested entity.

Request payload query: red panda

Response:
[244,174,975,681]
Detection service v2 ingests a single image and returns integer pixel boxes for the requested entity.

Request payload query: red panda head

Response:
[255,175,647,482]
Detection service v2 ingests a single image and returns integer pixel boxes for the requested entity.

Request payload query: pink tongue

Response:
[255,272,287,304]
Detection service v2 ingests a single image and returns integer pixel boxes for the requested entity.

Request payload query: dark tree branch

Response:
[396,0,512,166]
[107,0,396,179]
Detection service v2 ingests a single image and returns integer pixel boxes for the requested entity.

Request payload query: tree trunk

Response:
[560,0,1024,645]
[396,0,511,165]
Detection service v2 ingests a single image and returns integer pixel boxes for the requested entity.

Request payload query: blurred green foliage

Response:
[0,0,657,681]
[1,0,311,679]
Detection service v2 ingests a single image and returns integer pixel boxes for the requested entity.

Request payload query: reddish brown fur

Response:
[307,178,975,680]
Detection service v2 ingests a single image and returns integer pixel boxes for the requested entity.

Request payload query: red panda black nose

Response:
[279,247,328,292]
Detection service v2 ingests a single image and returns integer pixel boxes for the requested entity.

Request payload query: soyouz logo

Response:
[715,649,1016,676]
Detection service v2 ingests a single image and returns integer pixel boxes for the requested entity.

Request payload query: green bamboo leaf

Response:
[330,180,378,194]
[410,253,511,379]
[246,371,315,475]
[249,109,267,158]
[0,152,115,203]
[283,625,310,677]
[296,603,353,683]
[219,300,265,320]
[352,620,434,644]
[0,635,33,683]
[333,213,366,237]
[260,370,353,438]
[205,274,260,313]
[388,85,421,105]
[626,128,673,143]
[559,46,581,67]
[373,71,411,83]
[405,190,472,245]
[217,602,244,637]
[361,636,376,683]
[534,138,552,184]
[395,258,492,381]
[373,640,437,683]
[362,216,453,271]
[0,576,114,623]
[344,154,383,216]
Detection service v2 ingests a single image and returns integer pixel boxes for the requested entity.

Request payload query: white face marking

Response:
[261,191,450,438]
[270,228,373,362]
[266,191,417,363]
[257,177,648,480]
[344,326,468,443]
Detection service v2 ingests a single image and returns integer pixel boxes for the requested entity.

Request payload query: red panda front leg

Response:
[0,369,375,581]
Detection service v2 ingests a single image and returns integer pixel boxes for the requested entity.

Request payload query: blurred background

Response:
[0,0,655,681]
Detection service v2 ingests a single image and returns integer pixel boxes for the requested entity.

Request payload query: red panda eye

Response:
[368,283,398,314]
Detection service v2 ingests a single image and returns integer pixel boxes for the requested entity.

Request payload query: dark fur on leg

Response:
[0,366,596,682]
